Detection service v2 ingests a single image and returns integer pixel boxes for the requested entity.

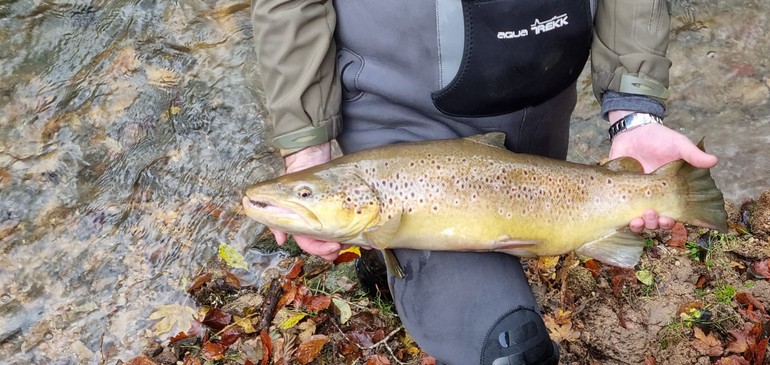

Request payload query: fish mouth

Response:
[241,196,322,230]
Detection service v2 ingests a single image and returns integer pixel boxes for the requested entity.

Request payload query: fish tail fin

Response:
[654,143,727,232]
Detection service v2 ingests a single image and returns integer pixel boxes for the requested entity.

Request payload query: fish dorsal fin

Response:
[575,229,644,268]
[602,157,644,173]
[696,137,706,151]
[464,132,507,149]
[363,213,402,250]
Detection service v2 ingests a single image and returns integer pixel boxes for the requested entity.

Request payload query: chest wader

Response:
[334,1,592,363]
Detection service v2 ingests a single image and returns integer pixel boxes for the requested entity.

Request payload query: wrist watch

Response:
[608,112,664,141]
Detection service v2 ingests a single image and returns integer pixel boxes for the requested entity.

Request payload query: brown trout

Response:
[242,133,727,277]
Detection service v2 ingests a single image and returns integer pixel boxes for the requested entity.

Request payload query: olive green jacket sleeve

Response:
[591,0,672,104]
[251,0,342,155]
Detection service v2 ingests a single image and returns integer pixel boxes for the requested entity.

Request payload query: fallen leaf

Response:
[149,304,197,337]
[583,259,601,278]
[635,270,654,286]
[544,315,580,343]
[305,295,332,312]
[218,242,248,270]
[286,259,305,280]
[667,223,687,248]
[296,334,330,365]
[219,327,242,347]
[260,329,272,365]
[187,273,212,294]
[334,246,361,264]
[736,292,767,314]
[202,308,232,332]
[280,312,307,330]
[333,297,353,325]
[201,342,225,361]
[750,259,770,279]
[348,330,375,348]
[726,323,754,354]
[421,356,437,365]
[750,338,768,365]
[234,315,257,334]
[644,356,656,365]
[297,319,317,343]
[713,355,751,365]
[123,355,157,365]
[366,354,391,365]
[692,327,724,356]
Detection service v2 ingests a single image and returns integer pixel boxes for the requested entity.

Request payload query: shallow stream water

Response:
[0,1,768,363]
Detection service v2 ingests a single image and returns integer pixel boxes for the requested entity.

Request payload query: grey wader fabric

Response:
[332,1,583,364]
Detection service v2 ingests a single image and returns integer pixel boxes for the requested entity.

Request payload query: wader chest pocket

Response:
[432,0,592,117]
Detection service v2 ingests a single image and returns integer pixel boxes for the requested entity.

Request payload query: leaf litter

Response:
[126,191,770,364]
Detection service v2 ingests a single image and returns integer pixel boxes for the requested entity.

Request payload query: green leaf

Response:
[218,242,248,270]
[332,297,352,325]
[635,270,654,286]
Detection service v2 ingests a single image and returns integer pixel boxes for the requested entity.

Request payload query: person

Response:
[250,1,718,364]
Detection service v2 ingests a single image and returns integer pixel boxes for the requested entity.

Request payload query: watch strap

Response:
[608,112,664,141]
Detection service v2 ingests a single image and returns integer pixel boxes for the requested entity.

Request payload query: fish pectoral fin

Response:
[362,213,402,249]
[602,156,644,173]
[464,132,507,149]
[576,229,644,268]
[493,235,541,250]
[382,249,405,279]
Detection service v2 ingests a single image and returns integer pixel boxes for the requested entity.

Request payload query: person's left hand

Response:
[607,111,719,233]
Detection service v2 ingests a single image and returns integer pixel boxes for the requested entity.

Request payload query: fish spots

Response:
[606,178,613,185]
[432,205,439,212]
[645,189,653,197]
[621,194,628,202]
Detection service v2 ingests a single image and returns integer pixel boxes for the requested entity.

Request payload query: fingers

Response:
[270,228,287,245]
[680,142,718,169]
[629,209,677,232]
[294,235,342,260]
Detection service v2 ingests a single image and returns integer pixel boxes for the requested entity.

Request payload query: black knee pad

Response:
[480,307,559,365]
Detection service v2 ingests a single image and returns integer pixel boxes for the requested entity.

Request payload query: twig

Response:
[366,326,404,350]
[257,279,283,332]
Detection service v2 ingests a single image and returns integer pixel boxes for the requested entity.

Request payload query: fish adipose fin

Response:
[653,141,728,232]
[576,229,644,268]
[363,214,405,278]
[464,132,507,149]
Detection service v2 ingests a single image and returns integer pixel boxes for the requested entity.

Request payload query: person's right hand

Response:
[269,141,346,260]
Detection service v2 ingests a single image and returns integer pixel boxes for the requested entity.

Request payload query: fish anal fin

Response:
[464,132,507,149]
[576,229,644,268]
[602,157,644,173]
[363,213,402,249]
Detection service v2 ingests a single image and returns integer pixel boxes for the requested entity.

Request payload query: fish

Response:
[242,133,727,278]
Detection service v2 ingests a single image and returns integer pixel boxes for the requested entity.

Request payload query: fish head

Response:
[242,167,381,242]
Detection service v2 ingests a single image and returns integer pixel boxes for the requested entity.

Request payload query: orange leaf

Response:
[286,259,305,280]
[296,334,330,365]
[334,251,360,264]
[583,259,601,278]
[260,329,272,365]
[644,356,656,365]
[736,292,767,314]
[666,223,687,248]
[201,342,225,361]
[713,356,751,365]
[692,327,724,357]
[187,272,212,294]
[366,354,391,365]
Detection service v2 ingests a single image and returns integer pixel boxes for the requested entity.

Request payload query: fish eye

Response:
[295,186,313,198]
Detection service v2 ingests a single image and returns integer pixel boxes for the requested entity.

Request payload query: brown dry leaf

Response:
[421,356,437,365]
[544,315,580,343]
[714,355,751,365]
[201,342,225,361]
[692,327,724,357]
[735,292,767,314]
[726,323,754,353]
[644,356,656,365]
[297,319,317,343]
[234,315,257,334]
[286,259,304,280]
[305,294,332,312]
[296,334,330,365]
[366,354,391,365]
[124,355,158,365]
[666,222,687,248]
[201,308,232,332]
[750,259,770,279]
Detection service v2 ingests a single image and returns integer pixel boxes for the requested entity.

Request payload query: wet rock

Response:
[221,291,263,317]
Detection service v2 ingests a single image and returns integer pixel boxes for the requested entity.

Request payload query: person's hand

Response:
[268,141,346,260]
[607,111,718,233]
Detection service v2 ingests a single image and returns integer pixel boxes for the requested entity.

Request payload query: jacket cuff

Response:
[272,114,342,152]
[600,91,665,120]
